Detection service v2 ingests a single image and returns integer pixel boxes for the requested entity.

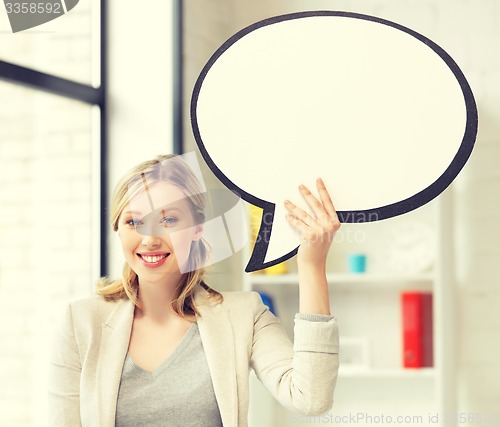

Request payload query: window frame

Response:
[0,0,108,275]
[0,0,184,275]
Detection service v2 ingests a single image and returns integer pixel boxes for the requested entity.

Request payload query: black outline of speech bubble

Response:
[191,11,478,273]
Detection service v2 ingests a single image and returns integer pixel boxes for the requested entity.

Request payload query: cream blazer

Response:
[48,285,339,427]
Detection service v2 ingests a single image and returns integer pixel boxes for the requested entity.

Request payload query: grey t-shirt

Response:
[115,322,223,427]
[115,313,333,426]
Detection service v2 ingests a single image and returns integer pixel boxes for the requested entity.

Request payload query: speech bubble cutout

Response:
[191,11,477,272]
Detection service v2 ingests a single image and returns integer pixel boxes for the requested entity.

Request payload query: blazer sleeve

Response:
[48,303,83,427]
[249,292,339,416]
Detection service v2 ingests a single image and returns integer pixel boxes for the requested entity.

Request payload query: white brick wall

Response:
[0,0,94,84]
[0,2,95,426]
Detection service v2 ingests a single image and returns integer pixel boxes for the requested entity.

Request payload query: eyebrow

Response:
[122,207,184,217]
[160,207,183,215]
[122,210,143,216]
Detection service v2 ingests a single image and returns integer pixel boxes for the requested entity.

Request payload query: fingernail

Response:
[299,184,305,189]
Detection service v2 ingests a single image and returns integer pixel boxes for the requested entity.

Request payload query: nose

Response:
[136,215,167,239]
[141,234,161,248]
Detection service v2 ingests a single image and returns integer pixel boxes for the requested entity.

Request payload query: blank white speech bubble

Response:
[191,11,477,272]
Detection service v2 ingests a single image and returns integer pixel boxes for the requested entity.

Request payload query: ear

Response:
[192,224,203,241]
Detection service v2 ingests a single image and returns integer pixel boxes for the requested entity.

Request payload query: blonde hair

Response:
[96,154,223,319]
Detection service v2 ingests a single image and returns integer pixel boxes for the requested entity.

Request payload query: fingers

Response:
[316,178,339,219]
[284,199,314,227]
[284,205,324,244]
[285,180,341,236]
[298,184,326,220]
[285,211,311,235]
[284,196,329,240]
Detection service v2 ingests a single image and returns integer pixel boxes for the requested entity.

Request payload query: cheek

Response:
[170,229,195,258]
[118,228,138,253]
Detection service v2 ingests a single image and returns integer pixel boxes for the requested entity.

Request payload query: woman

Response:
[48,154,340,426]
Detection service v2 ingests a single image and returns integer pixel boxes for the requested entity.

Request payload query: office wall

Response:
[0,4,95,426]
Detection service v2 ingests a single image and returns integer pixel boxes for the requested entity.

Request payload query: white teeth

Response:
[142,255,166,263]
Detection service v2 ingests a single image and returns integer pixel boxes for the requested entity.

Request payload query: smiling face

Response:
[117,182,203,284]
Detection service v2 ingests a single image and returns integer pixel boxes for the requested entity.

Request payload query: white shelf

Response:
[248,272,434,286]
[338,366,435,379]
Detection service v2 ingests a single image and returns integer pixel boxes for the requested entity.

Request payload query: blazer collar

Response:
[195,287,238,426]
[96,285,238,427]
[97,297,135,427]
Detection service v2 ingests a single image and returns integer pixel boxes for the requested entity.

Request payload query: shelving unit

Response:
[249,272,434,290]
[338,366,435,379]
[245,189,456,427]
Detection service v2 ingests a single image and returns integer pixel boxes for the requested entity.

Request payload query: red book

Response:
[401,292,433,368]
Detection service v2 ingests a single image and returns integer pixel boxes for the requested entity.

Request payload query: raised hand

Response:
[284,178,341,267]
[284,178,341,315]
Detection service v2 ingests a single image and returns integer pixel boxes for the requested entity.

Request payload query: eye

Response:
[161,216,178,227]
[125,218,142,227]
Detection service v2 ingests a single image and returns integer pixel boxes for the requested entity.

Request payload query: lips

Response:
[140,254,167,263]
[137,252,170,268]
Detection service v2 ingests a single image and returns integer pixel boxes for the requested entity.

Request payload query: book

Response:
[258,291,277,316]
[401,291,433,368]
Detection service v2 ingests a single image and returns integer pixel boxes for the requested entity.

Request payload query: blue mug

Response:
[348,254,367,273]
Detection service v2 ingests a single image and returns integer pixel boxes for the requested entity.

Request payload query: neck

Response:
[135,272,184,323]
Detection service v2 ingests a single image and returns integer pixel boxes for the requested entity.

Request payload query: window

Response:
[0,1,105,425]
